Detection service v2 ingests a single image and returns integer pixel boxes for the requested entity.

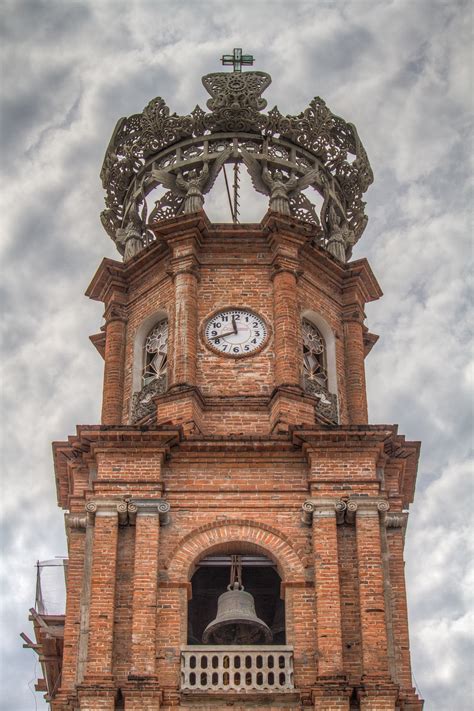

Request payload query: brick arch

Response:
[166,519,307,583]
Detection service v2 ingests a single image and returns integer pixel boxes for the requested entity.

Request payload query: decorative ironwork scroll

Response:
[100,70,373,263]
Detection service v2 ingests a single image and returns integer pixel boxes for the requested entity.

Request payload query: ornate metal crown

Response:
[100,70,373,263]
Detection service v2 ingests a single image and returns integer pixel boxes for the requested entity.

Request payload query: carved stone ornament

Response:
[130,374,167,423]
[100,70,373,263]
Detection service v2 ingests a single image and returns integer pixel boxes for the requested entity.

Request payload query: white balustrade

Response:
[181,645,294,692]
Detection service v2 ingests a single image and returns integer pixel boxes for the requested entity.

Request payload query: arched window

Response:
[302,319,328,391]
[142,319,168,387]
[130,318,168,423]
[301,317,338,423]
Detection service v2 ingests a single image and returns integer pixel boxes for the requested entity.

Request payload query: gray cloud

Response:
[0,0,472,708]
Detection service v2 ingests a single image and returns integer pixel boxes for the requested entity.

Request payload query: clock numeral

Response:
[222,344,228,351]
[215,339,221,345]
[251,338,257,344]
[233,346,240,353]
[244,345,250,351]
[254,331,261,337]
[211,330,217,336]
[234,314,240,320]
[222,315,228,322]
[253,322,258,327]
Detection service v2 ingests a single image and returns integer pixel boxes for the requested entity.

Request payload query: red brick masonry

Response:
[49,213,423,710]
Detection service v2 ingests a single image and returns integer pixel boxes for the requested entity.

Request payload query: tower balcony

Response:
[180,645,294,693]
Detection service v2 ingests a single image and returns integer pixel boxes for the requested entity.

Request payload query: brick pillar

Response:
[78,499,122,709]
[101,302,127,425]
[273,267,301,387]
[303,500,349,711]
[128,500,169,678]
[386,515,422,708]
[164,226,201,392]
[342,307,368,424]
[353,499,398,710]
[54,515,87,707]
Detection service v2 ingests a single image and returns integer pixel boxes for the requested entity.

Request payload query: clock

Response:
[204,308,268,357]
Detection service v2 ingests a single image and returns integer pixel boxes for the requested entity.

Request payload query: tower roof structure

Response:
[100,68,373,263]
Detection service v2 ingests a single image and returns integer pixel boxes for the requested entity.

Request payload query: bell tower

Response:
[30,52,423,710]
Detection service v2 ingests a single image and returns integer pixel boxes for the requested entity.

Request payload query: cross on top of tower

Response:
[221,47,254,72]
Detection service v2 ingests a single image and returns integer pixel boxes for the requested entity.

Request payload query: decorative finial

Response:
[221,47,254,72]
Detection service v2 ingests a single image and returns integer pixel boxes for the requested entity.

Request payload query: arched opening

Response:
[187,553,285,646]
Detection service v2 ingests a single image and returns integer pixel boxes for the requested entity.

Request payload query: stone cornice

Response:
[343,258,383,304]
[89,331,106,359]
[85,258,126,303]
[150,211,210,240]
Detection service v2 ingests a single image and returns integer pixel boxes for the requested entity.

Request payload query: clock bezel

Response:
[202,306,271,359]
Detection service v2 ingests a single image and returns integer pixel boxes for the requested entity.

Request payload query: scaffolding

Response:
[21,559,67,703]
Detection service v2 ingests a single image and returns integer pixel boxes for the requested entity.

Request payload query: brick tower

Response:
[29,55,423,710]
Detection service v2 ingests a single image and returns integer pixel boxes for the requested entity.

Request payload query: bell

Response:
[202,582,273,645]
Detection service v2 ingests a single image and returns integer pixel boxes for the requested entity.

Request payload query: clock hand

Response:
[210,330,237,340]
[231,315,237,334]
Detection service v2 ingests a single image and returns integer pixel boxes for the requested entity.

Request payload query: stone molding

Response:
[65,513,88,532]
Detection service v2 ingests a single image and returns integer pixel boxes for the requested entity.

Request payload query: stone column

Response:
[128,499,170,680]
[79,499,123,706]
[101,301,127,425]
[302,500,349,711]
[342,305,368,424]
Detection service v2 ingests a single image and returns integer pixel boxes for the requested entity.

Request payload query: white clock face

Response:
[204,309,268,357]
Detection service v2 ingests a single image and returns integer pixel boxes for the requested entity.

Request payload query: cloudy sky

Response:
[0,0,472,708]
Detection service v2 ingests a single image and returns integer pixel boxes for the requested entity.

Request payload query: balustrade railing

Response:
[181,645,294,693]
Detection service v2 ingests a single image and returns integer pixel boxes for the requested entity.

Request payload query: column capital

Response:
[341,303,365,324]
[270,259,303,280]
[350,497,390,518]
[301,498,347,525]
[167,254,201,280]
[85,499,127,523]
[129,498,171,526]
[103,301,128,324]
